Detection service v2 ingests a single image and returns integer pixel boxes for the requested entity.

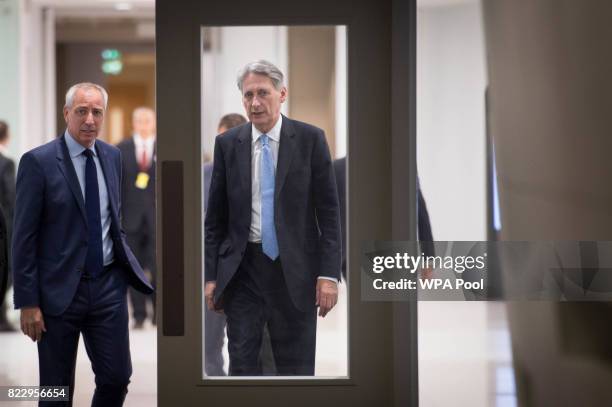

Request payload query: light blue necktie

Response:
[260,134,279,260]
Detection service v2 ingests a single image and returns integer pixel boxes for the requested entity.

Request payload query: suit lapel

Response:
[126,138,137,171]
[96,143,120,220]
[56,136,88,224]
[275,116,297,199]
[236,124,252,198]
[150,140,156,175]
[127,138,142,177]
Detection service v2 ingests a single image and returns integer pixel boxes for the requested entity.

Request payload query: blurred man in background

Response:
[333,157,434,280]
[117,107,157,329]
[203,113,246,376]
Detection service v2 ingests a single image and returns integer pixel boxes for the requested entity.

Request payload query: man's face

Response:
[133,110,156,138]
[241,73,286,133]
[63,88,105,148]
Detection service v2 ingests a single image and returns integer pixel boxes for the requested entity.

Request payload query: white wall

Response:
[417,3,489,407]
[335,26,347,158]
[0,1,54,160]
[417,2,487,242]
[0,0,21,158]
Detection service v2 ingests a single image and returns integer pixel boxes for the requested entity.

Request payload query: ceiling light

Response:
[114,2,133,11]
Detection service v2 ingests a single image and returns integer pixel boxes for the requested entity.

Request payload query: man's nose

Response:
[252,97,261,107]
[85,111,95,124]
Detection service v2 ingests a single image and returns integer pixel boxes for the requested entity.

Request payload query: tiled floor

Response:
[0,320,157,406]
[418,302,516,407]
[0,293,514,406]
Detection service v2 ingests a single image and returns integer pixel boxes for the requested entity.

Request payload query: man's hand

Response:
[316,279,338,318]
[20,307,46,342]
[420,266,434,280]
[205,281,222,313]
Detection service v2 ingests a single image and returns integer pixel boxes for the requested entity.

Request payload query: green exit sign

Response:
[101,49,123,75]
[101,49,122,60]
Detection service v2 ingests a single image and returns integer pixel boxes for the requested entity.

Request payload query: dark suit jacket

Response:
[12,135,154,316]
[116,137,156,233]
[333,157,435,279]
[0,152,15,233]
[204,162,213,212]
[204,116,341,311]
[0,207,7,306]
[416,177,434,257]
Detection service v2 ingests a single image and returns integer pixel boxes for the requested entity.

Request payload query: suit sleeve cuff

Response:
[317,276,338,283]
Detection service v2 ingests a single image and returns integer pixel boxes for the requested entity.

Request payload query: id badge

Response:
[135,172,150,189]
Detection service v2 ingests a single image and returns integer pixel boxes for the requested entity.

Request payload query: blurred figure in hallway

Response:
[333,156,434,280]
[203,113,247,375]
[0,121,15,332]
[117,107,157,329]
[0,208,8,318]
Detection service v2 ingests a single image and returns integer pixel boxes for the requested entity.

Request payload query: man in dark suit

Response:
[203,113,246,376]
[0,121,15,331]
[0,208,7,310]
[12,83,154,406]
[117,107,156,329]
[205,60,341,376]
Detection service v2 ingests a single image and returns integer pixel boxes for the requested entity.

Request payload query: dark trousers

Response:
[0,271,12,326]
[38,264,132,407]
[204,311,277,376]
[204,306,227,376]
[224,243,316,376]
[126,225,155,323]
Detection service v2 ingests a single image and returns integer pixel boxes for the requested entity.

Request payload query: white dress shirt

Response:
[249,115,282,242]
[65,131,114,265]
[247,116,336,282]
[133,133,156,169]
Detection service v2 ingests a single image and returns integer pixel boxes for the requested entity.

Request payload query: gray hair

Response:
[65,82,109,110]
[132,106,155,122]
[236,60,285,92]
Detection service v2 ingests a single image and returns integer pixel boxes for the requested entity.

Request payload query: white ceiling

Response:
[35,0,477,17]
[37,0,477,11]
[417,0,478,9]
[33,0,154,18]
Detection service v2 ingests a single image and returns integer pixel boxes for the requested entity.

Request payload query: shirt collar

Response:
[252,115,282,145]
[133,133,156,146]
[65,130,96,158]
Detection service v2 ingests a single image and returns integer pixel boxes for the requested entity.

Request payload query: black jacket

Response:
[205,116,341,311]
[116,138,156,233]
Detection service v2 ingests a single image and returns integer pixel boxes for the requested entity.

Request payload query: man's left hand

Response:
[316,279,338,318]
[421,267,434,280]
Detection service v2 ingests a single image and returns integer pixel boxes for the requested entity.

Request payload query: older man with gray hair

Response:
[204,60,341,375]
[12,82,153,405]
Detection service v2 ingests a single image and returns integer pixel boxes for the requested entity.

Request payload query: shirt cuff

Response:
[317,276,338,283]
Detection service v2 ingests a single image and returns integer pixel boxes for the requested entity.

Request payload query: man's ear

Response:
[63,106,69,123]
[280,87,288,103]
